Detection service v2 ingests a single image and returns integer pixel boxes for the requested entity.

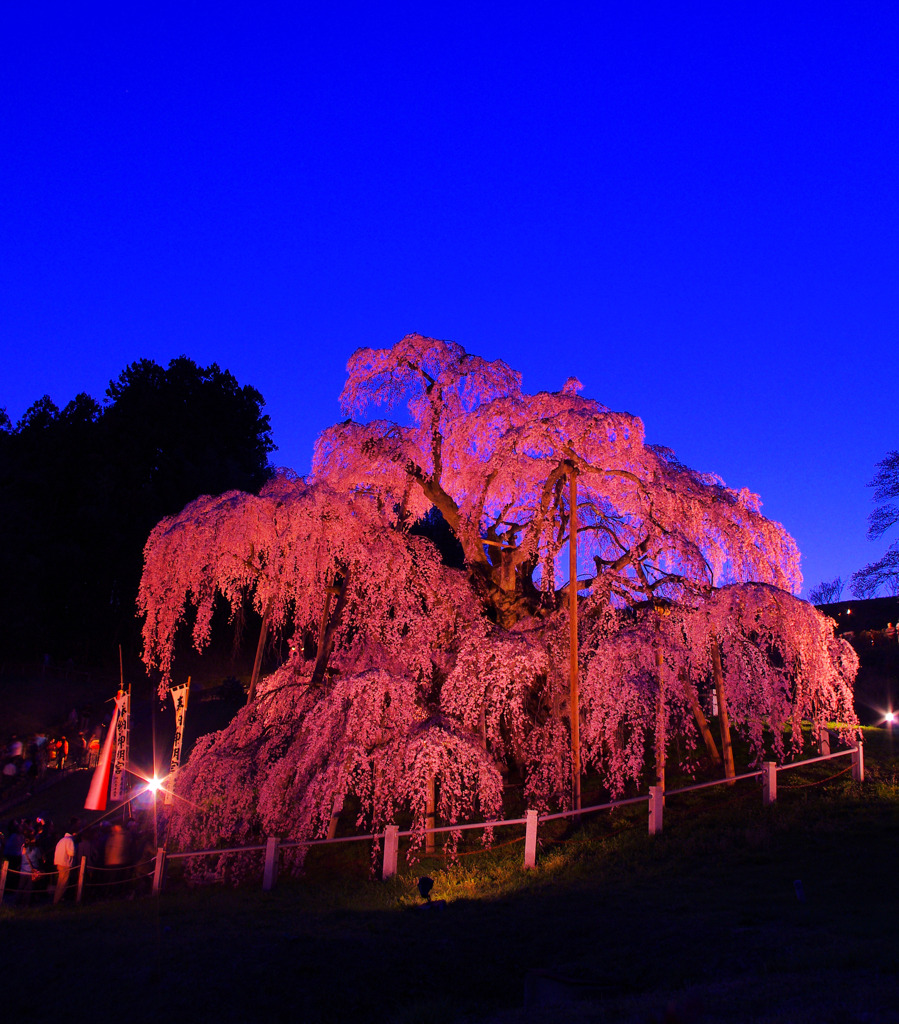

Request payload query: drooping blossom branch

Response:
[141,335,856,869]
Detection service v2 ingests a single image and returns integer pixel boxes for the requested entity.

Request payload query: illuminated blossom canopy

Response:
[139,335,857,876]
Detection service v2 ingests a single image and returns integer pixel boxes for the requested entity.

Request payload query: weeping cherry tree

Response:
[139,335,857,879]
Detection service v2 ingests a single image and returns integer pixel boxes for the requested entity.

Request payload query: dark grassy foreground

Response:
[4,733,899,1024]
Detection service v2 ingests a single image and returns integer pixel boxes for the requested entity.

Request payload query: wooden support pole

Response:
[852,741,865,783]
[524,809,538,869]
[655,648,666,793]
[326,795,343,841]
[762,762,777,806]
[0,860,7,903]
[248,597,274,703]
[681,670,722,765]
[313,587,334,673]
[152,848,167,895]
[649,785,664,835]
[263,836,279,891]
[311,575,350,686]
[425,775,436,855]
[710,639,735,782]
[382,825,399,880]
[568,466,581,815]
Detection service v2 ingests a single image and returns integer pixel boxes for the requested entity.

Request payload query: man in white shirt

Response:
[53,818,79,904]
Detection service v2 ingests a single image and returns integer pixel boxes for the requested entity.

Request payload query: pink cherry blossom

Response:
[141,336,857,870]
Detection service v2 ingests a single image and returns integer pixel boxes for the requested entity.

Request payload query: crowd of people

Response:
[0,700,159,907]
[1,812,157,905]
[1,708,106,801]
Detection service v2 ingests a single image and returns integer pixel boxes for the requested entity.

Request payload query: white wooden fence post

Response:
[382,825,399,880]
[818,725,831,756]
[762,762,777,806]
[263,837,280,891]
[649,786,663,835]
[76,855,87,903]
[152,848,167,895]
[524,809,538,869]
[852,741,865,783]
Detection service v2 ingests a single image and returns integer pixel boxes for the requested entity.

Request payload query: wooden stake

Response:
[524,809,538,868]
[710,638,735,781]
[654,648,666,793]
[262,836,279,891]
[382,825,399,880]
[76,856,87,903]
[568,466,581,814]
[425,775,436,855]
[649,785,664,835]
[762,762,777,805]
[818,724,831,756]
[152,848,166,895]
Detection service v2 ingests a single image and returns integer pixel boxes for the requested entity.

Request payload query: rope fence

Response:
[778,763,853,789]
[153,736,864,894]
[0,854,156,905]
[0,736,864,902]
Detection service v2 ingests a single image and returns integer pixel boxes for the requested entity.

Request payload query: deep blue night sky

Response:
[2,4,897,597]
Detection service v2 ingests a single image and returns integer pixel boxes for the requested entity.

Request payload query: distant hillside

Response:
[817,595,899,635]
[816,596,899,724]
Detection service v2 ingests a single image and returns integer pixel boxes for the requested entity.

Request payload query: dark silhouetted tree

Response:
[0,357,274,662]
[852,451,899,597]
[809,576,844,604]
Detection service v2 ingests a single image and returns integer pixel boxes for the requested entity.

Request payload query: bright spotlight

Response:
[147,776,163,793]
[886,712,896,726]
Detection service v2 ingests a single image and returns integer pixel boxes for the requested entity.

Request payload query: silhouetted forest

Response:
[0,357,274,668]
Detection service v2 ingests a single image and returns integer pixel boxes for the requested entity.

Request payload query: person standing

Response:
[104,823,130,894]
[3,820,24,902]
[53,818,78,904]
[74,731,87,768]
[18,828,42,906]
[87,728,101,768]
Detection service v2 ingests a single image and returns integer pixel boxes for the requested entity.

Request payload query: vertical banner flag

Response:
[85,691,127,811]
[110,689,130,801]
[165,678,190,806]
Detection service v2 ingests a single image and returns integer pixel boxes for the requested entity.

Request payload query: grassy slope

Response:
[3,730,899,1024]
